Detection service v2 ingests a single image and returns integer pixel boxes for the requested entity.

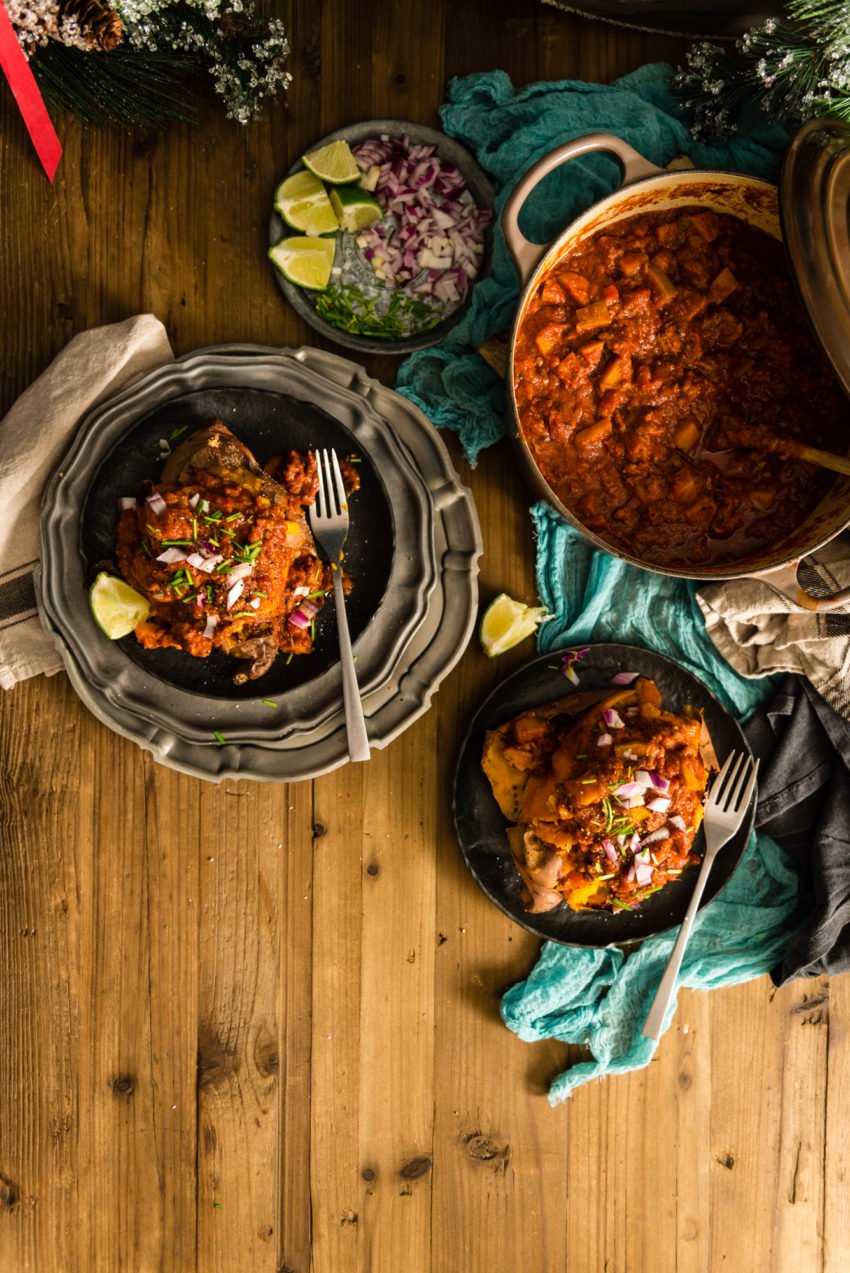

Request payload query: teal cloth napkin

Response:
[395,65,799,1103]
[395,63,788,464]
[502,506,798,1104]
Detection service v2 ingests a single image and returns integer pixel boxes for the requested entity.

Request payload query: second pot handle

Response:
[751,556,850,612]
[502,132,666,288]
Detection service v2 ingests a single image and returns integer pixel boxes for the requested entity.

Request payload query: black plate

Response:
[452,643,754,947]
[82,386,394,700]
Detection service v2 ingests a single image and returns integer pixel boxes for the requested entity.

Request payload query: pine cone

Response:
[58,0,123,51]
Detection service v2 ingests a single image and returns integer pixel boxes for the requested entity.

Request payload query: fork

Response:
[641,750,760,1041]
[309,448,370,763]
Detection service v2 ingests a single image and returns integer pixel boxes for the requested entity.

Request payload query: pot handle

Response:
[502,133,666,287]
[751,557,850,612]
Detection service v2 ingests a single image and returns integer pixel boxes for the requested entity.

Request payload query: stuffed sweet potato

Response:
[482,677,716,913]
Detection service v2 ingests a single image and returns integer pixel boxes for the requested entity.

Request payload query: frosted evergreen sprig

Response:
[675,1,850,138]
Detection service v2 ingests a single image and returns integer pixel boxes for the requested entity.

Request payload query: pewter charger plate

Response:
[37,344,482,782]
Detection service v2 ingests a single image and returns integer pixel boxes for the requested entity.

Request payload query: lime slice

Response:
[479,593,551,657]
[89,572,151,639]
[330,183,383,232]
[274,170,339,236]
[303,139,360,185]
[268,236,337,290]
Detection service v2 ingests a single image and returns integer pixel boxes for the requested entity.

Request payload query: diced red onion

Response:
[635,863,655,887]
[603,709,625,729]
[195,594,205,609]
[198,499,210,513]
[188,493,200,511]
[156,547,187,564]
[226,580,244,609]
[185,552,206,569]
[288,607,311,630]
[117,496,137,511]
[249,597,261,610]
[226,562,253,587]
[292,585,310,599]
[146,492,167,517]
[609,671,639,685]
[642,828,670,847]
[629,832,641,854]
[203,614,217,639]
[614,780,644,799]
[648,772,671,793]
[634,847,651,866]
[601,839,618,864]
[564,663,580,687]
[669,815,687,831]
[647,797,671,814]
[634,769,653,787]
[626,864,636,884]
[199,540,217,555]
[596,733,612,748]
[194,555,221,574]
[623,794,645,809]
[298,597,320,620]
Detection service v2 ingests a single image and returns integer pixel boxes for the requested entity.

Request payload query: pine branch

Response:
[674,1,850,137]
[32,42,203,127]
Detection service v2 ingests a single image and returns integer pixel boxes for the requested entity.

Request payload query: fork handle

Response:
[641,843,725,1041]
[331,568,371,763]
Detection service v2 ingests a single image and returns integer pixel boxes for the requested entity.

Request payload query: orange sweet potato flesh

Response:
[482,677,716,915]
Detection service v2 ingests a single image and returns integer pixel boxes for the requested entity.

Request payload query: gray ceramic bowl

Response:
[268,119,495,356]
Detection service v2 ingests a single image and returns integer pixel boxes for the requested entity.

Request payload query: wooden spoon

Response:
[706,438,850,479]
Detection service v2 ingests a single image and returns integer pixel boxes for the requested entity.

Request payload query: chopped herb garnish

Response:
[580,778,596,785]
[286,653,293,665]
[206,586,214,603]
[305,590,325,599]
[215,561,232,573]
[191,518,197,539]
[254,590,268,598]
[226,513,240,523]
[213,731,227,746]
[576,753,588,760]
[162,539,193,547]
[203,511,222,523]
[310,619,316,641]
[262,700,277,708]
[169,425,188,442]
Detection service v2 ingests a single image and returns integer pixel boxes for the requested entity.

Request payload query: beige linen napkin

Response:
[697,537,850,719]
[0,315,174,690]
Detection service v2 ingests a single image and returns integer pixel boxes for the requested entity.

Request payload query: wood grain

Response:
[2,2,848,1271]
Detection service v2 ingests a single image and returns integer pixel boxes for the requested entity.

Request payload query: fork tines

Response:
[314,448,348,519]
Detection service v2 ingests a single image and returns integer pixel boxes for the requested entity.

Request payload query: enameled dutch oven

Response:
[502,125,850,611]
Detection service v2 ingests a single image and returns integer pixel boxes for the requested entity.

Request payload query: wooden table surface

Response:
[1,2,847,1270]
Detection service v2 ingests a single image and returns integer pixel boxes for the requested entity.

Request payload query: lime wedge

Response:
[89,572,151,639]
[274,170,339,236]
[303,139,360,185]
[330,183,383,232]
[479,593,551,657]
[268,236,337,290]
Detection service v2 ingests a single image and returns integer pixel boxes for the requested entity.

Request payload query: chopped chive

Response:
[286,653,293,665]
[213,731,227,746]
[305,590,325,599]
[180,593,198,604]
[192,518,197,539]
[580,778,596,785]
[576,753,588,759]
[310,619,316,641]
[162,539,193,547]
[206,586,214,603]
[215,561,232,573]
[226,513,240,523]
[262,700,277,708]
[254,590,268,598]
[169,425,188,442]
[203,512,222,523]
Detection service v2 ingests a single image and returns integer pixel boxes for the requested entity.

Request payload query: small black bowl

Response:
[268,118,495,356]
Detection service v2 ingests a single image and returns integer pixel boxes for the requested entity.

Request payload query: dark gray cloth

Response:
[745,675,850,984]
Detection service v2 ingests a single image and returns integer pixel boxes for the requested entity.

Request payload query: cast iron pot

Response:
[502,132,850,611]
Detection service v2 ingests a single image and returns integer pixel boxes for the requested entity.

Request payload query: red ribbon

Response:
[0,1,62,181]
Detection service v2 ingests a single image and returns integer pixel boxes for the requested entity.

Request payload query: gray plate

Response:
[269,119,495,356]
[37,344,482,782]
